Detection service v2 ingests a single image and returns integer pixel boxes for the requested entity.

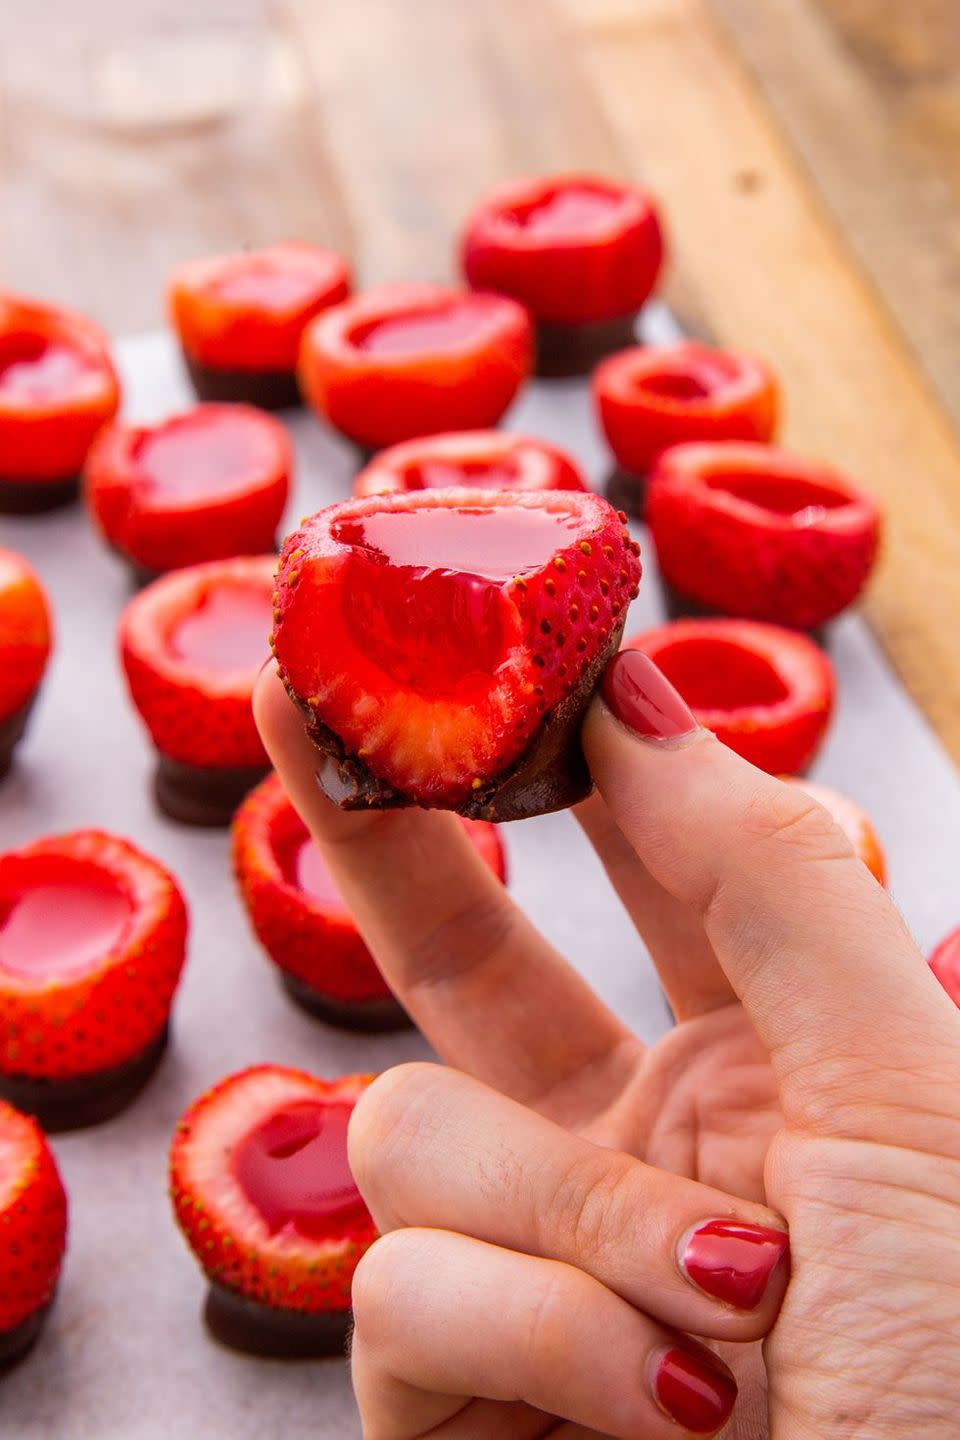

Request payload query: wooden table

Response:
[2,0,959,763]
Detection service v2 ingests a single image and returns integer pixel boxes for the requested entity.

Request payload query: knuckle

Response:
[348,1062,446,1204]
[545,1147,637,1268]
[740,784,855,868]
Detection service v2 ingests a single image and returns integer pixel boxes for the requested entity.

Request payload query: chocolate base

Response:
[661,584,831,650]
[0,1024,169,1133]
[182,353,301,410]
[280,973,412,1033]
[0,474,79,515]
[153,756,271,827]
[204,1283,350,1359]
[0,1303,51,1373]
[535,312,639,378]
[288,619,626,823]
[0,698,37,781]
[604,466,647,520]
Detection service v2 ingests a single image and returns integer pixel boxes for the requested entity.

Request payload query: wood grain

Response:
[0,0,958,764]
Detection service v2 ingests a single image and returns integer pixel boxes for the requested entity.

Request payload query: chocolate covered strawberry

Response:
[647,442,881,630]
[233,772,507,1030]
[354,429,589,499]
[783,778,886,885]
[119,555,275,825]
[623,619,834,775]
[0,829,188,1131]
[273,489,641,819]
[929,927,960,1008]
[85,404,292,579]
[169,1065,375,1357]
[0,548,53,778]
[0,1101,67,1367]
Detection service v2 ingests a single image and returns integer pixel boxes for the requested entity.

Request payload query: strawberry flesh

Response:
[0,1100,68,1338]
[274,488,641,812]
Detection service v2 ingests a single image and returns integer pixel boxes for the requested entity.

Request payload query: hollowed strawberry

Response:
[0,1101,67,1367]
[354,429,589,499]
[647,442,881,630]
[168,242,351,409]
[0,829,188,1131]
[169,1065,375,1357]
[594,343,779,513]
[297,283,532,450]
[782,778,886,885]
[622,618,834,774]
[233,772,507,1029]
[0,293,120,513]
[929,927,960,1008]
[460,173,664,375]
[273,488,641,819]
[119,556,275,825]
[0,549,53,779]
[85,404,292,579]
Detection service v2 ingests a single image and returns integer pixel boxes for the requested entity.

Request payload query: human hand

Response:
[254,650,960,1439]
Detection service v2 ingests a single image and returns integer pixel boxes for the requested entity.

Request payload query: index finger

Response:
[583,650,960,1151]
[254,667,637,1117]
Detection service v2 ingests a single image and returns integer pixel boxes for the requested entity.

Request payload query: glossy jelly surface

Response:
[232,1101,366,1235]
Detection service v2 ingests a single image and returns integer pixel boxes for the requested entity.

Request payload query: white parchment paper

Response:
[2,320,959,1439]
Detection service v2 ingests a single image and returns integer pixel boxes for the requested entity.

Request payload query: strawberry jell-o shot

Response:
[0,1102,67,1369]
[0,294,120,514]
[460,173,665,376]
[233,772,507,1031]
[594,342,779,516]
[85,404,292,583]
[0,549,53,779]
[168,242,351,409]
[170,1065,376,1358]
[622,618,835,776]
[119,556,275,826]
[0,830,188,1132]
[354,429,589,499]
[647,442,882,631]
[297,283,532,454]
[272,488,641,821]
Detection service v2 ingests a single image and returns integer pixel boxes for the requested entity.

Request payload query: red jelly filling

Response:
[233,1101,366,1234]
[651,636,790,713]
[0,872,131,981]
[134,411,272,502]
[351,298,503,358]
[168,585,273,673]
[0,338,96,405]
[284,838,349,914]
[506,183,623,237]
[211,268,327,312]
[703,471,851,522]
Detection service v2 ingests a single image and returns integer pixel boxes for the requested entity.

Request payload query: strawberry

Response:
[273,489,641,819]
[929,927,960,1008]
[0,549,53,778]
[169,1065,375,1355]
[622,618,834,775]
[0,1101,67,1364]
[647,442,881,630]
[0,293,120,512]
[0,830,187,1128]
[85,404,292,578]
[232,772,506,1026]
[354,429,589,499]
[297,283,532,450]
[120,555,274,773]
[593,342,779,480]
[782,778,886,885]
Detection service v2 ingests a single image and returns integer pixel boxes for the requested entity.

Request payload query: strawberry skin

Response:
[169,1065,375,1314]
[85,405,291,575]
[354,429,589,499]
[782,778,886,885]
[0,548,53,722]
[232,772,506,1002]
[623,618,834,775]
[930,927,960,1008]
[647,442,881,629]
[273,488,641,814]
[0,830,188,1080]
[119,555,275,769]
[0,1101,67,1335]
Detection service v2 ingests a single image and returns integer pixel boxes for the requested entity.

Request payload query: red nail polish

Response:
[681,1220,789,1310]
[601,649,698,741]
[652,1346,738,1434]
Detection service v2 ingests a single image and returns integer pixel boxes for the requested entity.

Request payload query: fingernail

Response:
[651,1346,737,1434]
[601,650,699,742]
[680,1220,789,1310]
